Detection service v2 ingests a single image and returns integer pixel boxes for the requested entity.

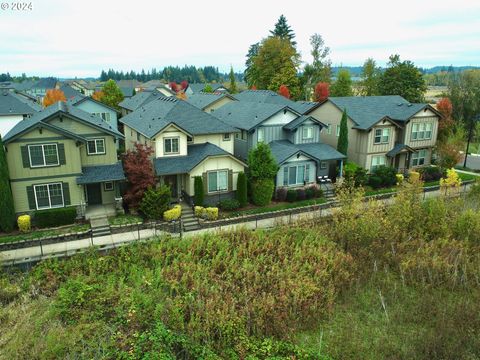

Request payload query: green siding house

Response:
[3,101,125,217]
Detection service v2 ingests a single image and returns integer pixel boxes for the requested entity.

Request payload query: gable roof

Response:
[3,101,123,143]
[120,96,238,138]
[0,90,40,116]
[188,83,228,93]
[77,162,125,184]
[66,94,119,113]
[186,93,236,110]
[283,115,327,131]
[118,90,165,111]
[60,84,83,99]
[32,78,57,90]
[233,89,316,114]
[269,140,346,164]
[328,96,438,130]
[120,86,134,98]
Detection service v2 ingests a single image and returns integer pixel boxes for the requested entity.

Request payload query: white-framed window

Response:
[374,128,390,144]
[34,183,64,210]
[93,112,111,123]
[87,139,106,155]
[336,124,341,137]
[411,123,433,141]
[28,144,59,167]
[325,123,332,135]
[411,149,427,166]
[320,161,327,169]
[223,133,231,141]
[371,156,386,171]
[302,126,313,140]
[164,137,179,154]
[104,182,114,191]
[283,164,310,186]
[257,127,265,142]
[208,170,228,193]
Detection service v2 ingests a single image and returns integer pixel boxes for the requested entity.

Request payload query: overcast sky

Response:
[0,0,479,78]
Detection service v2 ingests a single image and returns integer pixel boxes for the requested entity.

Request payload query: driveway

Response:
[460,154,480,170]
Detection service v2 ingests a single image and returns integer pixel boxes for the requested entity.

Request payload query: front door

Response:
[164,175,178,198]
[86,183,102,205]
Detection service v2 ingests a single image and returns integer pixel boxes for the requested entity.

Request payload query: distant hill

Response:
[333,65,480,77]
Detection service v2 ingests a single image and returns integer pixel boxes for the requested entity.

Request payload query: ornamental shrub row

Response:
[34,207,77,228]
[163,205,182,222]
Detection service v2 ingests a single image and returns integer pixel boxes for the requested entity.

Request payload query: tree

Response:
[437,142,462,170]
[314,82,329,102]
[301,33,332,99]
[122,143,156,209]
[330,69,353,97]
[248,143,278,206]
[43,89,66,107]
[278,85,290,99]
[194,176,204,206]
[236,172,248,207]
[359,58,380,96]
[203,84,213,93]
[270,15,296,47]
[0,135,15,232]
[436,97,455,141]
[244,42,260,88]
[378,54,427,103]
[100,79,124,109]
[229,66,237,94]
[92,91,104,102]
[447,69,480,125]
[139,185,171,220]
[337,109,349,156]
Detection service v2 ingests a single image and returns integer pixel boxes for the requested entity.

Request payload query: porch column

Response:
[338,159,343,178]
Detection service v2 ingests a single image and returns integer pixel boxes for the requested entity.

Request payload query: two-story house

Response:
[120,96,246,205]
[312,96,441,173]
[213,101,345,188]
[66,94,120,132]
[3,102,125,218]
[25,78,58,103]
[0,90,41,136]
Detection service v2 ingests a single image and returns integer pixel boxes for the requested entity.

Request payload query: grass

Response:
[108,214,143,226]
[224,198,326,218]
[0,224,90,245]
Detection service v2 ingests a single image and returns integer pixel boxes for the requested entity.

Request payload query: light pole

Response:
[463,114,480,168]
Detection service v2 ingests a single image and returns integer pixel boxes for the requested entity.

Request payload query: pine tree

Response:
[270,14,296,47]
[337,109,349,156]
[0,135,16,232]
[229,66,238,94]
[330,69,353,97]
[236,172,248,207]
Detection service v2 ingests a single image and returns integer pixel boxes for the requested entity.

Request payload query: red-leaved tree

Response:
[251,85,257,90]
[122,143,156,209]
[314,82,329,102]
[278,85,290,99]
[180,80,188,90]
[436,97,454,141]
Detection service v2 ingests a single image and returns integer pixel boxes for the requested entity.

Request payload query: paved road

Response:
[460,155,480,170]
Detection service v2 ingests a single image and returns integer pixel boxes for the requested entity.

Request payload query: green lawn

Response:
[108,214,143,226]
[0,224,90,245]
[223,198,326,218]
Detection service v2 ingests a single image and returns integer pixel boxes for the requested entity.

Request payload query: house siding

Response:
[204,97,235,113]
[73,100,118,131]
[192,133,235,154]
[276,157,317,188]
[293,122,321,144]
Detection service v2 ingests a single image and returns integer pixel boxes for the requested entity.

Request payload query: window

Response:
[320,161,327,169]
[302,126,313,139]
[223,133,231,141]
[93,112,111,123]
[257,127,265,142]
[34,183,64,210]
[87,139,106,155]
[325,124,332,135]
[208,170,228,193]
[104,182,114,191]
[371,156,386,171]
[164,137,179,154]
[425,123,432,139]
[241,130,247,140]
[411,123,433,141]
[28,144,59,167]
[374,128,390,144]
[283,164,310,186]
[336,125,341,137]
[411,149,427,166]
[136,132,141,142]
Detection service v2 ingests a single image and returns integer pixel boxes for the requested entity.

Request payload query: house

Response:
[68,80,96,97]
[118,90,167,116]
[0,90,41,136]
[66,94,120,131]
[25,77,58,102]
[60,84,83,99]
[140,80,176,97]
[313,96,441,173]
[186,93,237,113]
[213,101,345,188]
[185,83,229,95]
[3,102,125,218]
[120,96,246,205]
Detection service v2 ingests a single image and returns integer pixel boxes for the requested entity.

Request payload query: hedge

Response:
[251,179,274,206]
[34,207,77,228]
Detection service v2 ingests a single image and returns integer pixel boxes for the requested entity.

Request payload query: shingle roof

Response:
[154,142,234,176]
[188,83,227,93]
[77,162,125,184]
[120,97,238,138]
[120,86,134,98]
[328,96,431,130]
[32,78,57,89]
[283,115,327,131]
[0,91,40,116]
[186,93,235,110]
[233,90,316,114]
[386,143,414,157]
[118,90,165,111]
[60,84,83,99]
[3,101,123,142]
[269,140,346,164]
[66,94,119,113]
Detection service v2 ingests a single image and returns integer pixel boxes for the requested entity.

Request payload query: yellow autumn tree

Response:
[440,168,462,196]
[92,90,104,101]
[43,89,66,107]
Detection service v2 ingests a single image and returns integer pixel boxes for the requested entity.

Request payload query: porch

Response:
[84,204,117,220]
[387,144,414,174]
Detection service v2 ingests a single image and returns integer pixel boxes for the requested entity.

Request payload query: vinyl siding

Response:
[276,158,317,188]
[80,136,118,166]
[73,100,118,130]
[154,125,188,157]
[204,97,235,113]
[192,133,235,154]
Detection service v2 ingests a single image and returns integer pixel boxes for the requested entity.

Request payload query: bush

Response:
[396,173,404,185]
[251,179,274,206]
[296,188,306,201]
[372,165,397,187]
[275,187,288,201]
[236,172,248,207]
[305,187,315,199]
[286,189,297,202]
[193,176,204,206]
[139,185,171,220]
[368,176,383,189]
[194,206,204,218]
[17,215,31,233]
[419,166,444,182]
[344,162,368,187]
[219,199,240,211]
[204,207,219,221]
[163,205,181,222]
[34,207,77,228]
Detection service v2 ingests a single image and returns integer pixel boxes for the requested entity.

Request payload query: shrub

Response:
[368,176,382,189]
[409,171,421,183]
[163,205,181,222]
[194,206,205,218]
[308,184,323,198]
[275,187,288,202]
[419,166,444,182]
[344,162,368,187]
[286,189,297,202]
[17,215,31,233]
[236,172,248,207]
[219,199,240,211]
[138,185,170,220]
[251,179,274,206]
[396,173,404,185]
[296,188,306,201]
[34,207,77,228]
[204,207,218,221]
[373,165,397,187]
[193,176,204,206]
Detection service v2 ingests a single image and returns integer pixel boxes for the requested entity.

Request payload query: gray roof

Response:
[328,96,432,130]
[120,97,238,138]
[120,86,134,98]
[12,80,35,92]
[213,101,295,131]
[77,162,125,184]
[386,143,414,157]
[32,78,57,90]
[0,91,40,116]
[188,83,228,93]
[234,90,316,114]
[118,90,165,111]
[283,115,327,131]
[154,142,234,176]
[3,101,123,143]
[66,94,119,113]
[269,140,346,164]
[116,79,143,88]
[60,84,83,99]
[186,93,235,110]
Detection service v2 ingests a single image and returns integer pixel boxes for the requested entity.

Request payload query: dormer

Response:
[283,115,327,145]
[152,123,190,158]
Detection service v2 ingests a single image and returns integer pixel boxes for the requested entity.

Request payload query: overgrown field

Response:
[1,181,480,359]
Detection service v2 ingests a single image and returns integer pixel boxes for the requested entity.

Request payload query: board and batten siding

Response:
[292,122,321,144]
[367,123,396,154]
[404,115,439,149]
[276,156,317,188]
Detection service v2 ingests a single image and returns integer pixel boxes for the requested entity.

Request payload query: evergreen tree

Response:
[337,109,349,156]
[330,69,353,97]
[0,135,16,232]
[247,143,278,206]
[301,33,332,99]
[194,176,204,206]
[359,58,381,96]
[101,79,124,109]
[270,14,296,47]
[236,172,248,207]
[245,42,260,88]
[229,66,238,94]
